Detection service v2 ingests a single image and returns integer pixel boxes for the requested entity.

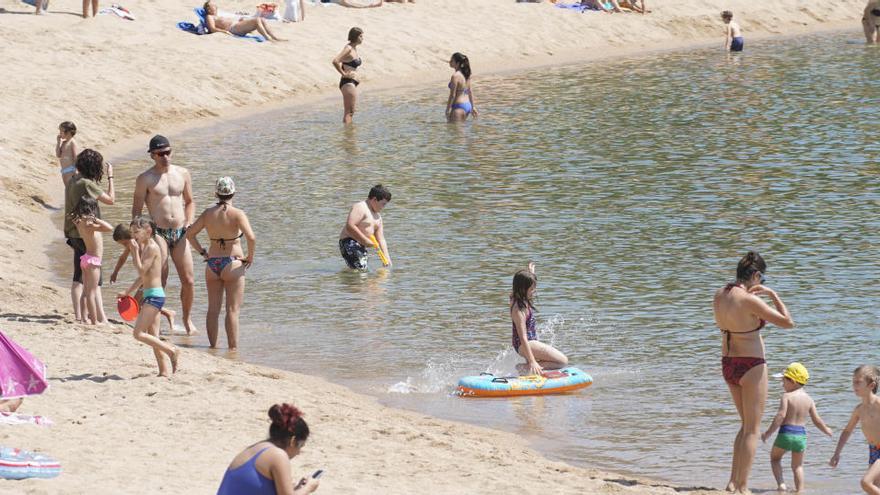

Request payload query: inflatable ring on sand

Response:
[0,446,61,480]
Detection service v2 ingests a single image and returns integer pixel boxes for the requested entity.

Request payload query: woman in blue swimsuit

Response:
[510,262,568,376]
[217,403,319,495]
[332,27,364,124]
[446,52,478,123]
[186,176,256,350]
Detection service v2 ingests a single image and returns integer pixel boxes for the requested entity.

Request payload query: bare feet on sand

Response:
[183,318,199,336]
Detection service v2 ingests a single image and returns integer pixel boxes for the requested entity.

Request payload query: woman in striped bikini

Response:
[713,251,795,493]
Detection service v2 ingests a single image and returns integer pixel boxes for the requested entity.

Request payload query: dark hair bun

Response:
[268,404,303,434]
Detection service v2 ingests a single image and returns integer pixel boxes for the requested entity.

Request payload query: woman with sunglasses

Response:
[217,403,319,495]
[713,251,795,493]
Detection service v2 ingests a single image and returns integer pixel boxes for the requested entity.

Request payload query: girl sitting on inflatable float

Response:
[511,262,568,376]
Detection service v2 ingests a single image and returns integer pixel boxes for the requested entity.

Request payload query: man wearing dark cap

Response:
[131,135,199,335]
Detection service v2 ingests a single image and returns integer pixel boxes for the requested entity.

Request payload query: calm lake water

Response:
[101,31,880,492]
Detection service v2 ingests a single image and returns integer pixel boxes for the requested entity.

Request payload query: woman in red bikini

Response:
[713,251,795,493]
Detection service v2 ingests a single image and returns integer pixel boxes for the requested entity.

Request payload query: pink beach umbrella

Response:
[0,331,48,399]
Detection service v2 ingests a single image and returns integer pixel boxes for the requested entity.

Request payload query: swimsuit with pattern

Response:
[720,283,766,386]
[511,305,538,352]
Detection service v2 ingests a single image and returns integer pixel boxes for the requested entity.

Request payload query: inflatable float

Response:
[457,367,593,398]
[0,446,61,480]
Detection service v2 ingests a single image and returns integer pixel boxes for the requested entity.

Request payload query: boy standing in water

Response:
[761,362,833,492]
[722,11,744,52]
[338,184,391,270]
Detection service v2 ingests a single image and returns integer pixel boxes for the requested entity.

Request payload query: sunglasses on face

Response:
[759,273,766,285]
[155,150,171,157]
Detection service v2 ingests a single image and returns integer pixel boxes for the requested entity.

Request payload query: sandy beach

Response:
[0,0,867,492]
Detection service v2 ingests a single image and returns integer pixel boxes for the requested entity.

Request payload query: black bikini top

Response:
[342,57,362,69]
[211,232,243,249]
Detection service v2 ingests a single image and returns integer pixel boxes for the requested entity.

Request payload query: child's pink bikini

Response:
[79,254,101,270]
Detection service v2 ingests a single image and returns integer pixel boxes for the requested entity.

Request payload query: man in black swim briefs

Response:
[131,135,199,335]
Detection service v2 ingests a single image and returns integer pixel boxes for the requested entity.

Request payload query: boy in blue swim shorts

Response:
[761,363,833,492]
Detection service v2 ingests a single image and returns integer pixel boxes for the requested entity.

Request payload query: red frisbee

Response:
[117,295,139,322]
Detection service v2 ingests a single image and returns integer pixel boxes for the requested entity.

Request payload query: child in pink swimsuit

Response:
[70,196,113,324]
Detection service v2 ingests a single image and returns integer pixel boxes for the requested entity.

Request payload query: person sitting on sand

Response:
[761,362,832,493]
[111,223,177,335]
[510,262,568,376]
[0,399,23,413]
[217,403,319,495]
[204,0,287,41]
[722,10,744,52]
[863,0,880,44]
[117,216,181,377]
[186,177,256,350]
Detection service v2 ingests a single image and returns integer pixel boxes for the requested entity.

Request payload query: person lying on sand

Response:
[204,0,287,41]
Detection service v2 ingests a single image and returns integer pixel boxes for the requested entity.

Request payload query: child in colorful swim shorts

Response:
[722,11,744,52]
[117,216,180,377]
[56,122,79,186]
[761,362,832,492]
[70,196,113,325]
[510,262,568,376]
[111,223,176,334]
[830,365,880,493]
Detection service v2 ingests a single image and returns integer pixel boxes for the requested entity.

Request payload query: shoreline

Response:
[0,0,865,492]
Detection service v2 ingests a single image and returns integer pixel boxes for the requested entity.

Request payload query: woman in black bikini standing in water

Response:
[186,177,256,350]
[332,27,364,124]
[713,251,794,493]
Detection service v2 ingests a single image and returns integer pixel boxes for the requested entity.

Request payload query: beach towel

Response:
[0,331,48,400]
[0,447,61,480]
[177,8,266,42]
[554,2,607,11]
[98,3,135,19]
[0,412,53,427]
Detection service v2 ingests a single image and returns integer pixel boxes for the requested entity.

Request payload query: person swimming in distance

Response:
[333,27,364,124]
[446,53,478,122]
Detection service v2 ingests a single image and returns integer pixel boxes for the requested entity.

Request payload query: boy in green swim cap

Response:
[761,362,833,492]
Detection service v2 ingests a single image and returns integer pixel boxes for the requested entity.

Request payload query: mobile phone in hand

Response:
[312,469,323,479]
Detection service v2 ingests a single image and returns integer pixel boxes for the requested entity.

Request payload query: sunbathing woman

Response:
[204,0,286,42]
[185,177,255,350]
[713,251,794,493]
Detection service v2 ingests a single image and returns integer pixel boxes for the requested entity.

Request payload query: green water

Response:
[104,31,880,491]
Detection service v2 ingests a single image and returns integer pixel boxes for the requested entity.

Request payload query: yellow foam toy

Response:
[370,235,390,267]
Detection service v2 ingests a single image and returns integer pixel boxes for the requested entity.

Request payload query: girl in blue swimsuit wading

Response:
[510,262,568,376]
[446,52,478,123]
